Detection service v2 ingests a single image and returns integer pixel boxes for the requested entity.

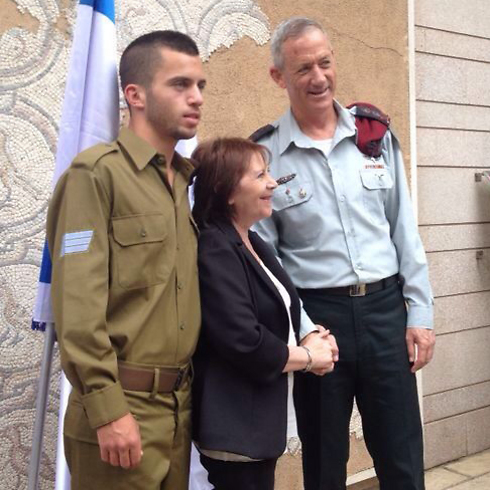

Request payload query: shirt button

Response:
[140,229,147,237]
[339,195,346,202]
[177,282,183,290]
[179,323,185,330]
[157,156,165,165]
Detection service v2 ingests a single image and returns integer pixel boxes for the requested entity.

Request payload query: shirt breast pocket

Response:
[272,181,319,244]
[359,169,393,224]
[112,213,175,290]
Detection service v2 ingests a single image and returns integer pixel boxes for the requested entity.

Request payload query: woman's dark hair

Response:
[192,138,270,228]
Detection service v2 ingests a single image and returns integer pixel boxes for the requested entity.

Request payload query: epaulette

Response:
[347,102,390,158]
[72,142,118,170]
[249,124,276,142]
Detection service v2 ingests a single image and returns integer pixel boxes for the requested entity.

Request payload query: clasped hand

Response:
[301,327,339,376]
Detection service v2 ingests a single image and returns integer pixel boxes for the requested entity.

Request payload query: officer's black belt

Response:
[300,274,399,297]
[118,361,190,393]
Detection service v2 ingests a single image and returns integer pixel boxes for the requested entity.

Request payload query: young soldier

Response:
[47,30,206,490]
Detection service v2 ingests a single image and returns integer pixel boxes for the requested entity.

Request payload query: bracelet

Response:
[301,346,313,373]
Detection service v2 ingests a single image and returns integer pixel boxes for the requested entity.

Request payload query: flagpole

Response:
[28,322,56,490]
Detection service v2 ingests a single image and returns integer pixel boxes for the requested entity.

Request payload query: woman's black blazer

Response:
[192,220,301,460]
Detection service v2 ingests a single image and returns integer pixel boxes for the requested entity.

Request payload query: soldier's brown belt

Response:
[118,361,190,394]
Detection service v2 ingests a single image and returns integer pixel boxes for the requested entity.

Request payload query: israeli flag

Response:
[32,0,118,330]
[31,1,118,488]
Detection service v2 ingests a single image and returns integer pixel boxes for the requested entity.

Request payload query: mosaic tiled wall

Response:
[1,1,410,488]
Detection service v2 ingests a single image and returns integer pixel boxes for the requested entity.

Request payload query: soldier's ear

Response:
[124,84,146,111]
[270,66,286,89]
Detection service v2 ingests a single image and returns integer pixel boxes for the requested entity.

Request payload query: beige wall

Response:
[415,0,490,469]
[201,0,411,154]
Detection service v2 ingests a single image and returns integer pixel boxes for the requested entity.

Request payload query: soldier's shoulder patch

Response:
[60,230,94,257]
[249,124,276,142]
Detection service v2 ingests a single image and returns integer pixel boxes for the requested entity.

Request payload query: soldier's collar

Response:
[118,128,195,180]
[171,152,195,181]
[117,127,158,171]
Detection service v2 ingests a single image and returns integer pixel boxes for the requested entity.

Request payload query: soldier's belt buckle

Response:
[349,284,366,297]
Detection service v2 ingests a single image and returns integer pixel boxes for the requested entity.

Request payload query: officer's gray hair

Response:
[271,17,329,69]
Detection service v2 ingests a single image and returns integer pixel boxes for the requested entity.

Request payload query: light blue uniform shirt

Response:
[253,101,433,337]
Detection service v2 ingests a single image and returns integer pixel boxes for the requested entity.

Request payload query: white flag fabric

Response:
[176,137,213,490]
[31,1,119,488]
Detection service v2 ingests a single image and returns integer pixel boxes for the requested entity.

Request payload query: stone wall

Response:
[415,0,490,470]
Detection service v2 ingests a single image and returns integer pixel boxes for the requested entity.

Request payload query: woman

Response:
[191,137,336,490]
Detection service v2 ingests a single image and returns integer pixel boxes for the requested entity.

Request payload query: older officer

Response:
[252,17,435,490]
[47,31,205,490]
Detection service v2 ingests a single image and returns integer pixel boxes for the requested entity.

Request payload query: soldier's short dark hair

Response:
[119,30,200,91]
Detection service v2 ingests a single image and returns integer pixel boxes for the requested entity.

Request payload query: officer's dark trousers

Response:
[295,282,424,490]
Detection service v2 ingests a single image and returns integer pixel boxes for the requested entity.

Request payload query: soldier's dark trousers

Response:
[295,282,425,490]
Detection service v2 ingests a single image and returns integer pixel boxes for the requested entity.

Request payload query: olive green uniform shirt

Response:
[47,127,201,430]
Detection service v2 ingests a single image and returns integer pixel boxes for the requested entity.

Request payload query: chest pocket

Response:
[112,213,175,290]
[359,168,393,223]
[271,180,320,245]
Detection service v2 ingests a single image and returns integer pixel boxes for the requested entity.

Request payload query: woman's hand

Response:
[301,329,338,376]
[284,328,339,374]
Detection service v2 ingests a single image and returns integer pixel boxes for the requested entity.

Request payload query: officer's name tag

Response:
[61,230,94,257]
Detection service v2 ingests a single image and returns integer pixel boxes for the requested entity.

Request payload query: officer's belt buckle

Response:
[349,283,366,297]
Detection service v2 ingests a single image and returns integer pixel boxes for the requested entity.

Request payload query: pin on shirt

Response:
[277,173,296,201]
[276,174,307,200]
[276,173,296,186]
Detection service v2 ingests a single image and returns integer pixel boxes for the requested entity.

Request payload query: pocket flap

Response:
[112,214,166,246]
[273,180,313,211]
[360,170,393,190]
